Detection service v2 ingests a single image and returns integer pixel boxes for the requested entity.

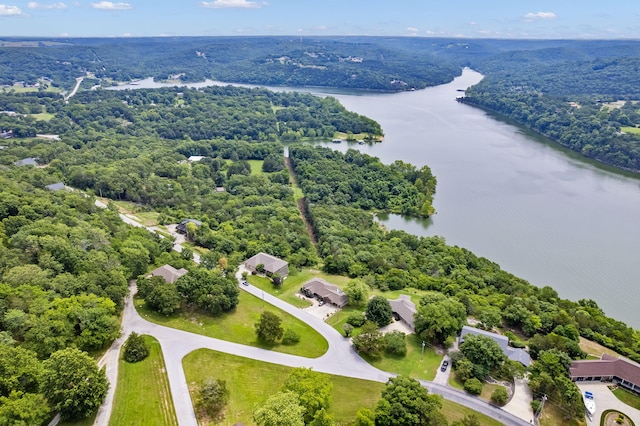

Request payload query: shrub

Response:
[282,329,300,345]
[347,312,365,327]
[464,377,483,395]
[343,323,354,337]
[123,332,149,363]
[197,379,229,421]
[490,386,508,405]
[383,331,407,356]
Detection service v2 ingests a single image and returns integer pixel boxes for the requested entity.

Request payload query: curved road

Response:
[95,278,529,426]
[89,203,529,426]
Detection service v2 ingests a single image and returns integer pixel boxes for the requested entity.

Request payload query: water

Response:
[109,71,640,328]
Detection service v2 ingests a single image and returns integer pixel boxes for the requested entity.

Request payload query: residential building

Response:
[244,252,288,277]
[460,325,532,367]
[301,278,349,307]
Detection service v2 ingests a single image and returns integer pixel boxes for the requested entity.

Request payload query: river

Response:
[110,70,640,328]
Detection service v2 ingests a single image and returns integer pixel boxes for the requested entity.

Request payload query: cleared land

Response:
[621,126,640,135]
[109,335,177,426]
[135,290,328,358]
[183,349,503,426]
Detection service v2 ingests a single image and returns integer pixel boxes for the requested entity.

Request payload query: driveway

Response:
[577,383,640,425]
[301,295,340,320]
[504,377,534,422]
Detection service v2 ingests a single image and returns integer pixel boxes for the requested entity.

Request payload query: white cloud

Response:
[0,4,24,15]
[91,1,132,10]
[523,12,557,22]
[200,0,265,9]
[407,27,419,33]
[60,32,69,36]
[28,2,67,9]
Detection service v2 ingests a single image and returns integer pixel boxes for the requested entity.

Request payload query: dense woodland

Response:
[1,36,640,424]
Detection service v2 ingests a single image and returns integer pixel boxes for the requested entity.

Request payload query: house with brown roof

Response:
[570,354,640,394]
[388,295,417,332]
[245,252,288,277]
[149,264,188,284]
[301,278,349,308]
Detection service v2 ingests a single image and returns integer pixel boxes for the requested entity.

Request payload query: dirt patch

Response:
[580,337,620,358]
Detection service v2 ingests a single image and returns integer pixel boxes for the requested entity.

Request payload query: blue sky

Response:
[1,0,639,39]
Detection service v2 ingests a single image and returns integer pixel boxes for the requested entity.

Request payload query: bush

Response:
[490,386,508,405]
[530,400,541,413]
[123,332,149,363]
[347,312,366,327]
[383,331,407,356]
[197,379,229,421]
[464,377,483,395]
[282,329,300,345]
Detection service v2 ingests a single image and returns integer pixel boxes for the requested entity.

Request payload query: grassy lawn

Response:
[326,304,364,335]
[363,337,442,381]
[622,126,640,135]
[135,290,328,358]
[480,383,501,402]
[579,337,620,358]
[538,402,582,426]
[29,112,55,121]
[183,349,503,426]
[449,373,465,391]
[247,160,264,175]
[109,335,177,426]
[613,387,640,410]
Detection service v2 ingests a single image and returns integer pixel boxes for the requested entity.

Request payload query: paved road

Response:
[90,201,530,426]
[64,76,84,101]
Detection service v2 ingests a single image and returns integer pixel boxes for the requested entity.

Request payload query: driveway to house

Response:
[92,232,531,426]
[504,377,534,422]
[577,383,640,425]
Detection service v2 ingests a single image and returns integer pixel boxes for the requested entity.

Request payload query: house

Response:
[388,295,417,332]
[301,278,349,308]
[176,219,202,234]
[14,157,38,166]
[460,326,532,367]
[149,264,188,284]
[187,155,206,162]
[45,182,67,191]
[570,354,640,394]
[244,252,288,278]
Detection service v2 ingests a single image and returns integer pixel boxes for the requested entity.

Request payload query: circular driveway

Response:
[576,383,640,425]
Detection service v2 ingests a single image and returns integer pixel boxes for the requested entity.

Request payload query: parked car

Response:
[440,360,449,372]
[241,280,249,286]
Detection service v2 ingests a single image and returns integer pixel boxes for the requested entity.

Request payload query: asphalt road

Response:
[89,205,531,426]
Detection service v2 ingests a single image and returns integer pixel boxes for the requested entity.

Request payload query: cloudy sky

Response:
[1,0,639,39]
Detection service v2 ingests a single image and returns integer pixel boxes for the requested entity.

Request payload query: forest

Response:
[2,37,640,424]
[2,78,640,423]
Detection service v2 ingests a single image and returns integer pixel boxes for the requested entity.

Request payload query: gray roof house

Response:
[176,219,202,234]
[301,278,349,308]
[460,325,532,367]
[570,354,640,394]
[388,295,417,332]
[45,182,67,191]
[14,157,37,166]
[244,252,288,278]
[149,264,188,284]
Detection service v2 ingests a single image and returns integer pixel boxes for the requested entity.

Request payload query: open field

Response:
[362,336,442,381]
[135,290,328,358]
[247,159,264,175]
[621,126,640,135]
[109,335,177,426]
[183,349,503,426]
[579,337,621,358]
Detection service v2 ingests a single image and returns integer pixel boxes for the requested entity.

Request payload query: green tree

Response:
[175,268,239,315]
[255,311,284,344]
[282,329,300,345]
[383,330,407,356]
[41,348,108,420]
[196,379,229,421]
[253,391,305,426]
[464,377,483,395]
[365,296,392,327]
[0,345,42,396]
[352,320,386,357]
[123,332,149,363]
[0,391,50,426]
[343,323,354,337]
[343,279,369,306]
[283,368,332,424]
[375,375,446,426]
[145,282,181,315]
[414,297,466,345]
[459,334,507,379]
[491,386,509,405]
[451,414,481,426]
